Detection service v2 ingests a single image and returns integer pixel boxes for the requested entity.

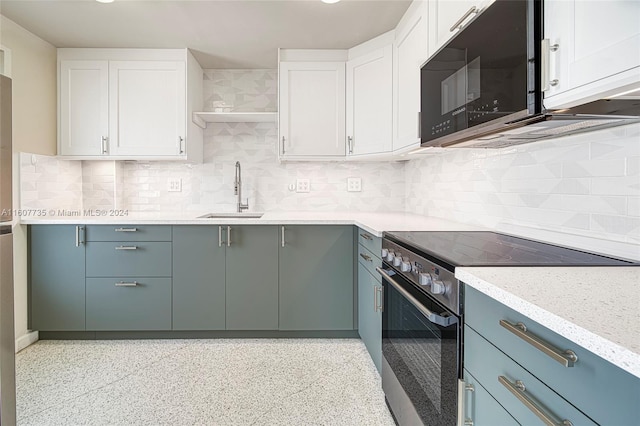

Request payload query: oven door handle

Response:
[377,267,457,327]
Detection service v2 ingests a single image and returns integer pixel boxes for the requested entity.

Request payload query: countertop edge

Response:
[456,267,640,379]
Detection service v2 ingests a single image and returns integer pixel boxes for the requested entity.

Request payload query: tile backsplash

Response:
[18,69,640,259]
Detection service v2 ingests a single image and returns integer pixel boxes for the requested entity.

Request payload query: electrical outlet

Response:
[296,179,310,193]
[168,178,182,192]
[347,177,362,192]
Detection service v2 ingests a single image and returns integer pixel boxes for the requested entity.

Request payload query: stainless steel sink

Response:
[198,212,264,219]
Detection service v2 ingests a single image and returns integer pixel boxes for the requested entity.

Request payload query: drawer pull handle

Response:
[499,376,573,426]
[115,227,137,232]
[115,246,138,250]
[457,379,475,426]
[359,253,373,262]
[500,320,578,367]
[360,233,373,241]
[115,281,138,287]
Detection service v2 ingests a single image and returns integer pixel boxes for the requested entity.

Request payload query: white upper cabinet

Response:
[346,45,393,156]
[279,60,346,159]
[109,61,186,157]
[59,60,109,156]
[393,0,428,152]
[428,0,489,56]
[57,49,203,161]
[543,0,640,109]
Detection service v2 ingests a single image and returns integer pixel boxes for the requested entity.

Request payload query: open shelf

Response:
[192,112,277,128]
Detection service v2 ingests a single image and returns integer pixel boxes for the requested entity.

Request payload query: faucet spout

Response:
[234,161,249,213]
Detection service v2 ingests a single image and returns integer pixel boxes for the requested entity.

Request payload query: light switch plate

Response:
[296,179,310,193]
[168,178,182,192]
[347,177,362,192]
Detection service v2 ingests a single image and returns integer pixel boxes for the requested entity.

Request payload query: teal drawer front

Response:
[465,285,639,426]
[358,243,382,281]
[464,326,597,426]
[358,228,381,258]
[86,278,171,330]
[462,369,517,426]
[86,242,172,277]
[85,225,171,242]
[357,263,382,373]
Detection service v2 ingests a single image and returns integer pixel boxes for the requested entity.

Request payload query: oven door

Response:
[377,266,460,426]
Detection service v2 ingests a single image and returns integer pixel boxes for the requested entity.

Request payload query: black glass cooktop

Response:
[384,231,637,269]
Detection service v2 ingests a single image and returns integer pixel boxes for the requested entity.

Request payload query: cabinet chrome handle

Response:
[281,136,286,155]
[500,320,577,367]
[101,136,108,154]
[178,136,185,154]
[450,6,478,32]
[541,39,560,91]
[499,376,573,426]
[115,227,137,232]
[359,253,373,262]
[115,281,138,287]
[359,233,373,241]
[115,245,137,250]
[281,226,285,247]
[218,225,223,247]
[374,286,383,313]
[457,379,475,426]
[227,226,231,247]
[75,226,85,247]
[348,136,353,154]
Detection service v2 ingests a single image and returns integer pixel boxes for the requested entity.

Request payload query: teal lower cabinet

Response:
[86,278,172,331]
[279,225,354,331]
[172,226,226,330]
[225,226,278,330]
[30,225,86,331]
[357,262,382,372]
[460,369,517,426]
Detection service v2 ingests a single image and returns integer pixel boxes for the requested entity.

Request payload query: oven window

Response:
[383,278,459,426]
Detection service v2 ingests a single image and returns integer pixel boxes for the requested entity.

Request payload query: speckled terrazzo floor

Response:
[15,339,394,426]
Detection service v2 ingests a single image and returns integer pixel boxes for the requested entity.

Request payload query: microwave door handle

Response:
[376,267,456,327]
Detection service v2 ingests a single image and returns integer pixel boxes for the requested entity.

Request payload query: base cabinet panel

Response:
[279,226,354,330]
[357,262,382,373]
[86,278,171,331]
[461,370,517,426]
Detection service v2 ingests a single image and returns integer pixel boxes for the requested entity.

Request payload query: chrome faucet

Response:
[234,161,249,213]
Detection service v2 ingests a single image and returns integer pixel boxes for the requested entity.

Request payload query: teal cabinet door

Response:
[172,226,226,330]
[226,226,279,330]
[279,225,354,331]
[30,225,86,331]
[357,263,382,372]
[462,370,518,426]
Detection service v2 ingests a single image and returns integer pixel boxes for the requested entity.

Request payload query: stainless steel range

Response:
[377,231,636,426]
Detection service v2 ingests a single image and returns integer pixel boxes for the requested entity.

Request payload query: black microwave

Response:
[420,0,541,147]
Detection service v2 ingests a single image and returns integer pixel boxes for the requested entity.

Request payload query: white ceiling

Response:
[0,0,410,69]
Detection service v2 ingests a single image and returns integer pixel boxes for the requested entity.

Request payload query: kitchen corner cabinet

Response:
[58,49,203,162]
[278,61,346,159]
[30,225,86,331]
[346,46,393,156]
[464,285,639,426]
[279,226,354,330]
[393,0,427,152]
[543,0,640,109]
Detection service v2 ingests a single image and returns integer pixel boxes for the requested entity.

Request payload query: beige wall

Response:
[0,15,57,155]
[0,15,57,348]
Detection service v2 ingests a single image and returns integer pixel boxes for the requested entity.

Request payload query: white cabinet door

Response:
[109,61,186,157]
[544,0,640,108]
[346,46,393,156]
[279,62,346,158]
[59,60,109,156]
[428,0,480,56]
[393,0,428,152]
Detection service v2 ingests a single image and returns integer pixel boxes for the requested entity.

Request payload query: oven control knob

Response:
[381,248,388,258]
[393,256,402,267]
[401,260,411,272]
[431,279,447,295]
[386,251,395,262]
[419,273,432,286]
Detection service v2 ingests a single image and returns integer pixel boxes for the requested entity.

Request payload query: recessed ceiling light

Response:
[321,0,341,4]
[96,0,114,3]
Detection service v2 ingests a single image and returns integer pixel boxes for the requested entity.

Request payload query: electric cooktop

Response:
[384,231,638,271]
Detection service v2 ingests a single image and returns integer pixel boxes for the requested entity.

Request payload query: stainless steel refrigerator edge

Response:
[0,74,16,426]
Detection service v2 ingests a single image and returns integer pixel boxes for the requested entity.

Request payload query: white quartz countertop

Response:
[456,266,640,379]
[19,211,483,236]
